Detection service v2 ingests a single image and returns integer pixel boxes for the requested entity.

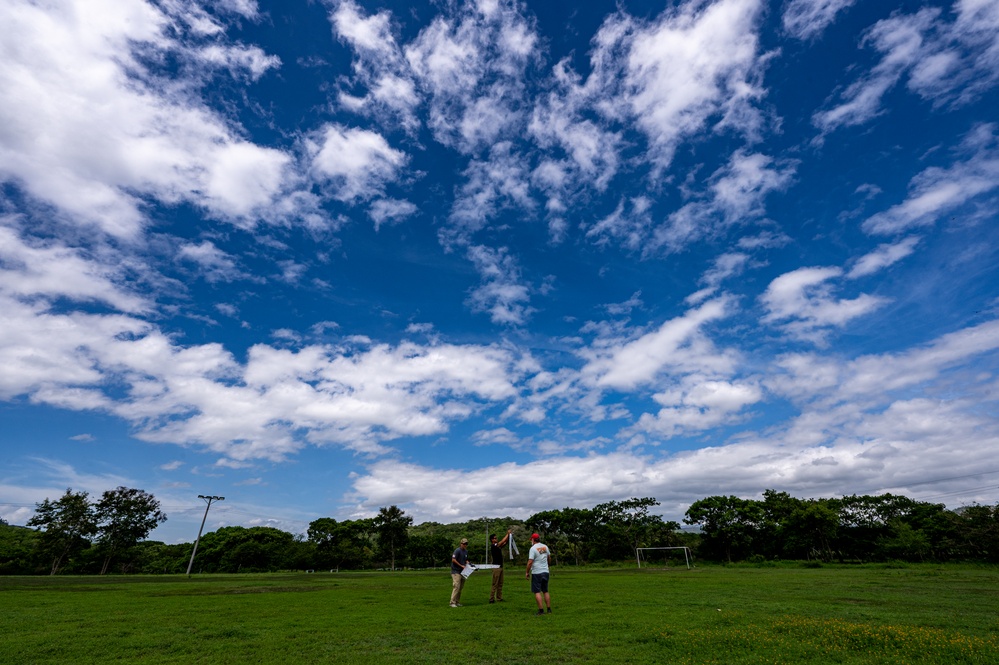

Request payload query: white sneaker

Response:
[450,603,458,607]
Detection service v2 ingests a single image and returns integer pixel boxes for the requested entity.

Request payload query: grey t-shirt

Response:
[528,542,550,574]
[451,547,469,574]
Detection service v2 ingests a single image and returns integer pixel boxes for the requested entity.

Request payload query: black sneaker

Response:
[546,608,552,613]
[535,609,545,616]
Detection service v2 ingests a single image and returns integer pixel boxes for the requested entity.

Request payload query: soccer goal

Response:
[636,546,692,570]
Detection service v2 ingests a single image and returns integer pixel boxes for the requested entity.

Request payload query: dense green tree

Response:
[194,526,298,572]
[837,494,921,561]
[94,487,167,574]
[555,507,599,565]
[407,532,452,568]
[684,495,762,562]
[27,489,98,575]
[11,491,999,573]
[307,517,375,570]
[956,504,999,561]
[877,520,931,561]
[757,490,804,558]
[0,524,40,574]
[411,518,526,566]
[784,500,840,561]
[130,541,192,574]
[374,505,412,570]
[594,498,665,561]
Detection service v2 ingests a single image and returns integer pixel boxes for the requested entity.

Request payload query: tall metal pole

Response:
[483,517,489,564]
[186,495,224,576]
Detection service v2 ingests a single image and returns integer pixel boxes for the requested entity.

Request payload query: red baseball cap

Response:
[531,533,540,540]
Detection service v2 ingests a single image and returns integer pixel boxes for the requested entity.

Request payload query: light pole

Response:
[186,495,224,576]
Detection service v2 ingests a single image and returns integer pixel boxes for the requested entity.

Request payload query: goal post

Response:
[636,546,692,570]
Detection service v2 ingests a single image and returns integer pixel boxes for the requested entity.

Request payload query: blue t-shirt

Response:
[451,547,469,574]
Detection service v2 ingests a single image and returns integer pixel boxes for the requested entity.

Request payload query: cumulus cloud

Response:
[653,150,796,253]
[329,0,421,132]
[404,0,537,154]
[368,198,418,230]
[630,375,763,438]
[178,240,248,283]
[815,2,999,134]
[446,142,534,243]
[783,0,858,41]
[0,224,149,313]
[580,297,737,390]
[465,245,535,326]
[760,267,888,345]
[862,124,999,235]
[687,252,751,305]
[847,236,921,278]
[0,288,529,462]
[0,0,297,237]
[584,197,653,252]
[348,317,999,522]
[584,0,768,173]
[307,124,408,202]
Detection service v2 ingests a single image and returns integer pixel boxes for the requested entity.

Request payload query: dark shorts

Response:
[530,573,549,594]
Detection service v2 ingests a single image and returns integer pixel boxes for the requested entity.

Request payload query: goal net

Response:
[636,547,692,570]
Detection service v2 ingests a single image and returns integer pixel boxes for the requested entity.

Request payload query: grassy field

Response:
[3,563,999,664]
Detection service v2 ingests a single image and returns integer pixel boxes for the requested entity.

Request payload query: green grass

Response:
[3,564,999,664]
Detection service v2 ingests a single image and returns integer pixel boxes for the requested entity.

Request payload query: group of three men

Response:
[450,530,552,615]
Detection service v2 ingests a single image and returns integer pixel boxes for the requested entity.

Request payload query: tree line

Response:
[3,488,999,575]
[684,490,999,563]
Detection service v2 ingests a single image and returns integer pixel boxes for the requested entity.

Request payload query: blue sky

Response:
[2,0,998,544]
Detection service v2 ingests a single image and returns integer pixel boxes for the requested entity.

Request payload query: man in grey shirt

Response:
[450,538,470,607]
[524,533,551,615]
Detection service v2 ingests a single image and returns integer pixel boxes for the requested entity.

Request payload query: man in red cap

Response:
[524,532,552,615]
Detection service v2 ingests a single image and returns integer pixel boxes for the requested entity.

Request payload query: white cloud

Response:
[368,198,418,230]
[404,0,536,153]
[687,252,751,304]
[0,0,299,237]
[0,224,149,313]
[585,0,767,173]
[760,267,888,344]
[528,60,622,197]
[349,313,999,522]
[195,44,281,80]
[0,271,533,462]
[178,240,246,283]
[653,150,796,252]
[308,124,408,202]
[580,298,736,390]
[584,197,652,252]
[816,2,999,134]
[329,0,421,132]
[465,245,534,326]
[630,376,763,438]
[847,236,921,278]
[782,0,858,41]
[862,124,999,235]
[446,142,534,242]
